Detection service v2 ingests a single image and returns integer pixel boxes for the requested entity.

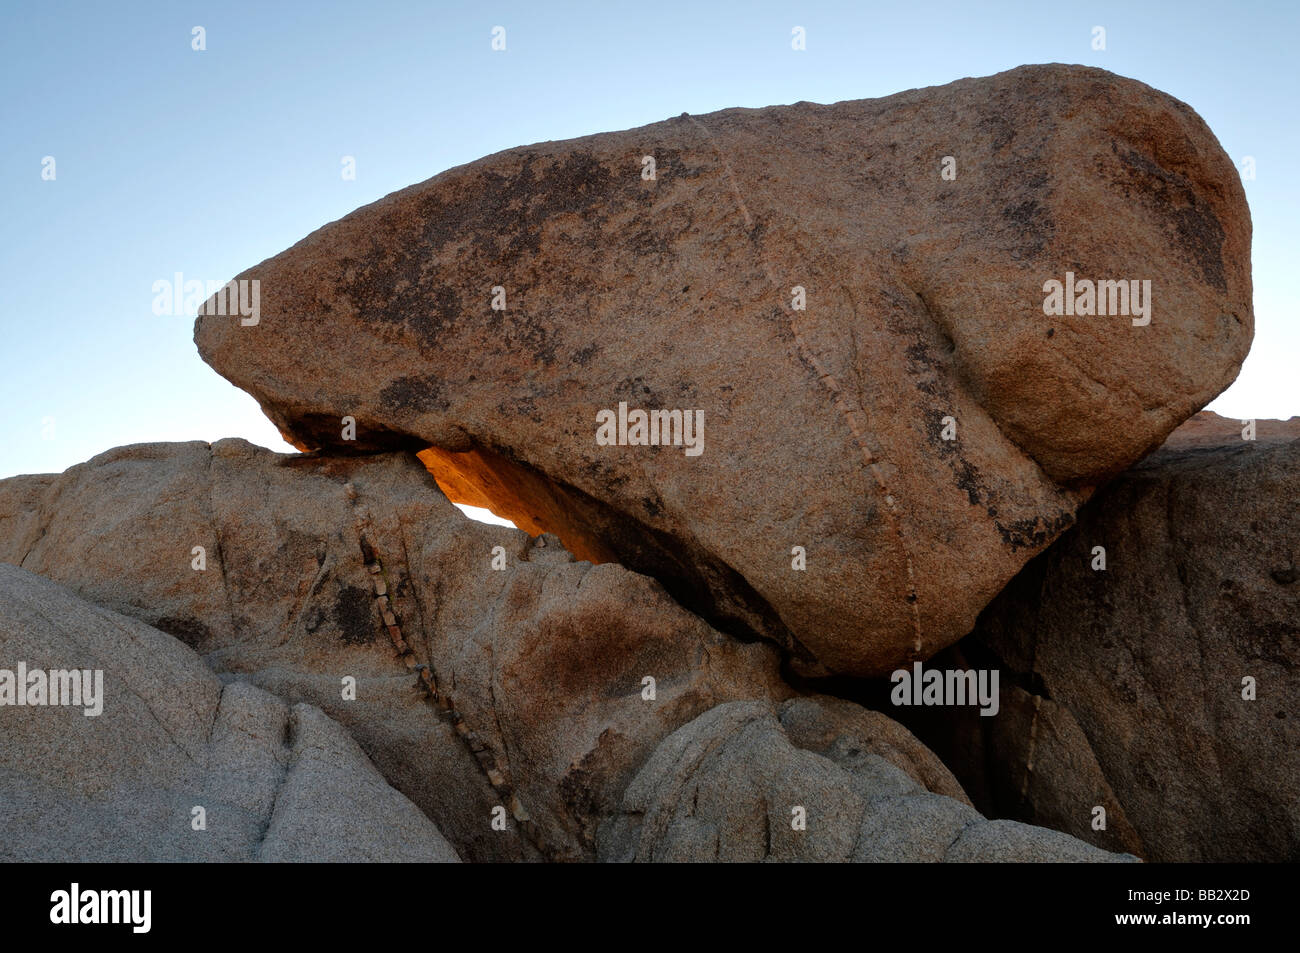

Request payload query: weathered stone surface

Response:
[1,439,1139,862]
[0,563,460,862]
[955,413,1299,861]
[194,64,1252,676]
[778,694,971,805]
[893,653,1146,857]
[598,700,1135,862]
[0,439,788,861]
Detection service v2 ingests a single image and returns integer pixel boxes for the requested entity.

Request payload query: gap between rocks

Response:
[414,435,1025,824]
[274,415,817,665]
[411,438,817,666]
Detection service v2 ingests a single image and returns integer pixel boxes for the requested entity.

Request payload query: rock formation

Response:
[0,440,1133,862]
[194,63,1253,677]
[0,564,460,862]
[0,439,785,861]
[601,700,1130,862]
[917,413,1298,861]
[2,65,1273,863]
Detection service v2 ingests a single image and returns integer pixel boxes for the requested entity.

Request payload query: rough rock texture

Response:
[0,439,1137,862]
[885,646,1145,857]
[0,564,459,862]
[193,64,1253,677]
[948,413,1298,862]
[0,439,788,862]
[598,700,1134,862]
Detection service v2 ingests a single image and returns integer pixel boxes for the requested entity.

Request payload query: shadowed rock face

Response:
[194,64,1252,677]
[598,700,1134,863]
[934,414,1299,862]
[0,564,461,863]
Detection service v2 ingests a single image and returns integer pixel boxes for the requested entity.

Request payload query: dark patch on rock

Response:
[1002,198,1050,236]
[980,109,1018,153]
[333,584,375,644]
[153,615,214,649]
[279,412,427,454]
[380,374,452,414]
[1114,145,1227,291]
[995,511,1075,551]
[921,408,988,506]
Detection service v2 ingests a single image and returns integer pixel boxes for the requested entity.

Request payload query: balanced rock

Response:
[956,413,1299,861]
[0,564,460,862]
[194,64,1253,676]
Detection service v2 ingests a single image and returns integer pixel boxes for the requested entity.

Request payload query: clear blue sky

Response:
[2,0,1296,480]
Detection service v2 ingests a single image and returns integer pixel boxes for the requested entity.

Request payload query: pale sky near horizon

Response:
[2,0,1295,487]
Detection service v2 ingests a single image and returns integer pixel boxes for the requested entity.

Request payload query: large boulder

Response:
[0,439,788,861]
[950,413,1299,861]
[0,564,459,862]
[194,64,1253,676]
